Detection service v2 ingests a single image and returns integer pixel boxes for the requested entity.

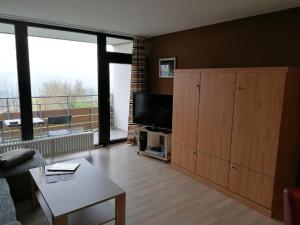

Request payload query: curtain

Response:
[127,38,147,143]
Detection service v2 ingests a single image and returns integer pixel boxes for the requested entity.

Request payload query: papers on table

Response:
[44,163,80,184]
[47,163,80,172]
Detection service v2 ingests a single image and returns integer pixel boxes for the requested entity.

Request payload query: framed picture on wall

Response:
[159,57,176,78]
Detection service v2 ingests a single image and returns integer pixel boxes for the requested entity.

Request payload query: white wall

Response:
[110,63,131,131]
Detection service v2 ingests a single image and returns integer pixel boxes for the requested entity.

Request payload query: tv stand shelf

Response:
[136,126,172,162]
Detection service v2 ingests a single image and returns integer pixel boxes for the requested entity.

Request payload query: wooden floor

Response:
[16,143,282,225]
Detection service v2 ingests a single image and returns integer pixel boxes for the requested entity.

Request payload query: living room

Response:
[1,1,300,225]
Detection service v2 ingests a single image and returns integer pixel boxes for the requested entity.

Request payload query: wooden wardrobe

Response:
[171,67,300,217]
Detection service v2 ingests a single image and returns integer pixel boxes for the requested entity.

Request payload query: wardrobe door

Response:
[197,72,235,160]
[231,72,285,176]
[249,73,285,177]
[172,72,200,149]
[231,73,257,168]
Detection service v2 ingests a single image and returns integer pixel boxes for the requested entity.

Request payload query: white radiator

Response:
[0,131,94,158]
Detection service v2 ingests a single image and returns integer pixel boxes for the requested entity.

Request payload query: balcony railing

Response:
[0,95,110,142]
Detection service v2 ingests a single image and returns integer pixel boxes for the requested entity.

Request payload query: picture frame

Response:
[159,57,176,78]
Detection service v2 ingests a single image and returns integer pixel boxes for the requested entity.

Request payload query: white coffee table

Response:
[30,158,126,225]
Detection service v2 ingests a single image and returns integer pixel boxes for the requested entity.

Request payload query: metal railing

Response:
[0,95,104,142]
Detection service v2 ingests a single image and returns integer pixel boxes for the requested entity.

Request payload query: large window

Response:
[28,27,99,144]
[0,20,132,146]
[0,23,21,142]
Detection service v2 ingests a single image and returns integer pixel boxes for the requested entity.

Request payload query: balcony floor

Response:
[93,128,127,144]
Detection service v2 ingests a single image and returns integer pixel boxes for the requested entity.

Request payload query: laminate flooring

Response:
[16,143,282,225]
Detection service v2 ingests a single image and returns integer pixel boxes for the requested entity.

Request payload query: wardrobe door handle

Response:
[237,86,245,90]
[231,166,237,170]
[196,84,200,88]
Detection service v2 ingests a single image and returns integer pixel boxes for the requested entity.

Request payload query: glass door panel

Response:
[109,63,131,141]
[27,27,99,145]
[0,23,21,142]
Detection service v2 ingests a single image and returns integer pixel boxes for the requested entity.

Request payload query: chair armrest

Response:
[284,188,300,225]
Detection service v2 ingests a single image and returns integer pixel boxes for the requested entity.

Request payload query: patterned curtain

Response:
[127,38,147,143]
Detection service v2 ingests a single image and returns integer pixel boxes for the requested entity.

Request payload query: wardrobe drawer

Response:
[172,142,196,173]
[246,171,274,209]
[228,164,248,197]
[196,151,210,179]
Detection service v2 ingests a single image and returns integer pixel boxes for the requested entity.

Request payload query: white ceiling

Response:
[0,0,299,37]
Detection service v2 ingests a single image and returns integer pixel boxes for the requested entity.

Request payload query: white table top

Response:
[3,117,44,127]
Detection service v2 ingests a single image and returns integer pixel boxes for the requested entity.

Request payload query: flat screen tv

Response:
[133,93,173,131]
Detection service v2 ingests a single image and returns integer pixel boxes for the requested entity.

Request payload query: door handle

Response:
[237,86,245,90]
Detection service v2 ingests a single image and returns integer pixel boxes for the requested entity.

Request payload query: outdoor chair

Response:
[47,114,72,136]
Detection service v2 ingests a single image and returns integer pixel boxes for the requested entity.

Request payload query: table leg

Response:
[53,215,68,225]
[30,177,38,210]
[115,193,126,225]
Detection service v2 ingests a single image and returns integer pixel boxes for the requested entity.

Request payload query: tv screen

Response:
[133,93,173,129]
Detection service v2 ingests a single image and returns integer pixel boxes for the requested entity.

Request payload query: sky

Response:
[0,33,98,97]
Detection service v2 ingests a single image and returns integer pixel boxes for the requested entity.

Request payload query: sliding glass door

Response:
[106,37,133,142]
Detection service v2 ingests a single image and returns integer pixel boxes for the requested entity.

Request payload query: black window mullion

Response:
[97,34,110,146]
[15,22,33,140]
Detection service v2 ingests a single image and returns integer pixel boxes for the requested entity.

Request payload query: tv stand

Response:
[136,126,172,162]
[145,126,171,134]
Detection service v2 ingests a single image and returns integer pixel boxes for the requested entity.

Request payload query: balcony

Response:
[0,95,127,145]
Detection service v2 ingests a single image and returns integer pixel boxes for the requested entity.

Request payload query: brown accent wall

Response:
[148,7,300,95]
